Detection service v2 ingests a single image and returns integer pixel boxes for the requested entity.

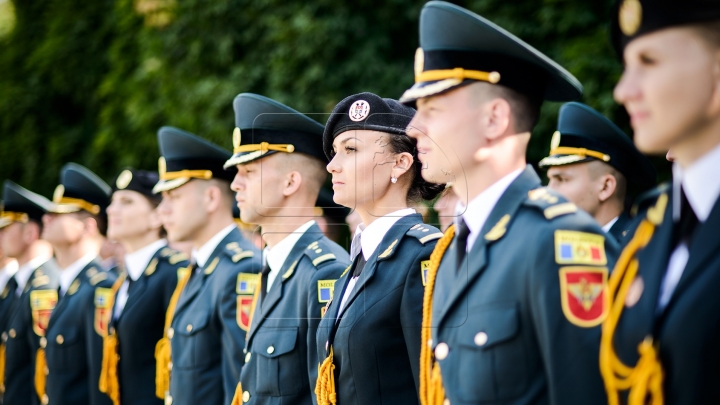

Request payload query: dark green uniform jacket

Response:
[168,227,261,405]
[239,223,350,405]
[4,259,59,405]
[45,260,117,405]
[316,214,441,405]
[431,166,618,405]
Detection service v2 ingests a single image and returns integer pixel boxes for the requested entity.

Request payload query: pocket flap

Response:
[457,304,519,349]
[176,313,211,336]
[254,328,297,358]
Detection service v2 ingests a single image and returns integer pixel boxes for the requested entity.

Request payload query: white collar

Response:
[124,239,167,281]
[59,252,97,294]
[0,260,19,293]
[672,142,720,222]
[455,168,523,249]
[354,208,416,260]
[15,255,51,292]
[192,224,236,268]
[264,221,316,272]
[602,216,620,233]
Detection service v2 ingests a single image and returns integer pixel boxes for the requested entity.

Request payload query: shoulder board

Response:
[144,258,159,276]
[85,267,99,278]
[524,187,577,220]
[406,223,443,245]
[304,239,337,267]
[90,272,108,286]
[631,182,671,218]
[225,242,254,263]
[159,247,175,258]
[32,275,51,287]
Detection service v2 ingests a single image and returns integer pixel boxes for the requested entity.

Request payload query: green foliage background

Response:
[0,0,670,197]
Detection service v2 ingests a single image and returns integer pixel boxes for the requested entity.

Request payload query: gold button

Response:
[186,324,193,332]
[443,399,451,405]
[242,391,250,402]
[56,335,64,344]
[1,332,6,342]
[168,362,173,371]
[167,328,174,339]
[427,339,433,348]
[267,345,275,354]
[40,337,47,348]
[245,352,251,363]
[165,395,173,405]
[8,329,16,338]
[434,342,449,360]
[474,332,488,346]
[42,394,49,404]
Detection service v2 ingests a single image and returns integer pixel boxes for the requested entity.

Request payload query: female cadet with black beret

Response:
[315,93,445,405]
[98,168,188,405]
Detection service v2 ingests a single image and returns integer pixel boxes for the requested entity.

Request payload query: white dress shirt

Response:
[191,224,237,269]
[454,168,523,251]
[658,142,720,310]
[59,253,97,295]
[263,221,316,292]
[14,255,51,297]
[0,260,18,294]
[114,239,167,320]
[602,216,620,233]
[338,208,416,315]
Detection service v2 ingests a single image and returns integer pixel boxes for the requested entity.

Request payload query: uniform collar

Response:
[15,255,50,292]
[264,220,315,272]
[354,208,416,260]
[192,224,236,268]
[455,168,523,249]
[672,142,720,223]
[125,239,167,281]
[602,216,620,233]
[59,252,96,294]
[0,260,18,293]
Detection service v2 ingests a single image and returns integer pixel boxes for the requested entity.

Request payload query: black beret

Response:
[112,168,161,201]
[1,180,52,228]
[47,163,112,216]
[224,93,326,168]
[323,92,416,160]
[539,102,656,187]
[611,0,720,56]
[154,126,236,193]
[400,1,582,106]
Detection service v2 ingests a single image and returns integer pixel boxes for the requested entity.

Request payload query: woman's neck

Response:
[356,195,410,228]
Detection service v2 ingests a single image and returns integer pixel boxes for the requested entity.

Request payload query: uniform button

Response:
[167,328,174,339]
[427,339,433,348]
[474,332,488,346]
[8,329,16,338]
[186,324,193,332]
[245,352,251,363]
[267,345,275,354]
[44,366,49,375]
[56,335,64,344]
[325,341,329,351]
[42,394,49,404]
[443,399,451,405]
[40,337,47,348]
[165,395,173,405]
[168,362,173,371]
[1,332,7,342]
[434,342,449,360]
[242,391,250,402]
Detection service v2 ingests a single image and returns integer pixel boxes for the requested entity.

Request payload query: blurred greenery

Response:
[0,0,670,199]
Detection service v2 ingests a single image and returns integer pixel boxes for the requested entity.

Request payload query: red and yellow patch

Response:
[237,296,254,331]
[94,288,114,336]
[559,267,608,327]
[30,290,58,336]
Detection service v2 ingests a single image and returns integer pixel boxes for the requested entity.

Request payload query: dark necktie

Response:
[260,264,271,302]
[456,218,471,270]
[672,187,699,249]
[351,254,367,278]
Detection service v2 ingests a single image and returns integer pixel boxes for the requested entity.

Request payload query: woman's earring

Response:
[391,176,397,184]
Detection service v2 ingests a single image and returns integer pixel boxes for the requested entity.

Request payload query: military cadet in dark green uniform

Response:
[600,1,720,403]
[315,93,444,405]
[401,3,619,404]
[96,168,189,405]
[226,93,350,405]
[152,127,261,405]
[539,102,656,245]
[0,181,58,405]
[39,163,117,405]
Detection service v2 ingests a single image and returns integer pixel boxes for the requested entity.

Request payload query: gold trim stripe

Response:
[0,211,29,223]
[159,169,213,181]
[56,197,101,215]
[549,147,610,162]
[415,68,500,84]
[234,142,295,154]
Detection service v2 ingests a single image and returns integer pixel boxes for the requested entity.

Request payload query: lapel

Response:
[608,212,631,243]
[48,261,96,330]
[335,214,421,321]
[435,166,540,326]
[117,248,162,321]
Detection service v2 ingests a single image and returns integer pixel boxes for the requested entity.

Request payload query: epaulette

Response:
[225,242,255,263]
[158,247,188,265]
[524,187,577,220]
[631,182,671,218]
[406,223,443,245]
[304,240,337,267]
[90,271,108,286]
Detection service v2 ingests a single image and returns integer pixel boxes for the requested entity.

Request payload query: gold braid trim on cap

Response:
[159,169,213,181]
[416,68,500,84]
[234,142,295,155]
[55,197,101,215]
[550,147,610,162]
[0,211,29,223]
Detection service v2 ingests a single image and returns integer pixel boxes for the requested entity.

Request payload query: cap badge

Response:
[414,48,425,78]
[53,185,65,203]
[619,0,642,36]
[158,157,167,177]
[116,170,133,190]
[550,131,562,151]
[233,127,241,150]
[348,100,370,122]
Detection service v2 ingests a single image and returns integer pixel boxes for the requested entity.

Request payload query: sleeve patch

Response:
[421,260,430,286]
[559,267,609,327]
[237,295,254,331]
[236,273,260,295]
[94,288,114,336]
[554,230,607,265]
[317,280,336,303]
[30,290,58,336]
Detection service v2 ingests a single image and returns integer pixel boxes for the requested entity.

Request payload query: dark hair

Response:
[74,211,108,237]
[387,134,445,203]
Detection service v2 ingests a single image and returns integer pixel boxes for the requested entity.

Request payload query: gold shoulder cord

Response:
[419,225,455,405]
[99,274,127,405]
[600,193,668,405]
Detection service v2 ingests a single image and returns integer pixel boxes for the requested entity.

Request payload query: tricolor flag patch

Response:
[237,273,260,295]
[317,280,336,303]
[554,230,607,265]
